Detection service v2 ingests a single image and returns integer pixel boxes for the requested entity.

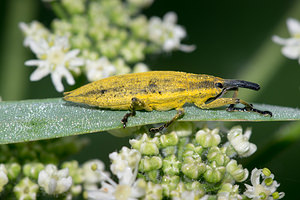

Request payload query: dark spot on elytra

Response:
[100,89,107,94]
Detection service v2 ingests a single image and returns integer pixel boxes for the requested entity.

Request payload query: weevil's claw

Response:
[121,118,127,128]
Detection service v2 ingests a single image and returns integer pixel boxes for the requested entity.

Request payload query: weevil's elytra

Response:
[63,71,272,132]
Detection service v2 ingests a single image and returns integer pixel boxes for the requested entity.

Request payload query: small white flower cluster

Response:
[273,18,300,64]
[88,147,146,200]
[148,12,195,52]
[38,164,73,194]
[20,0,194,92]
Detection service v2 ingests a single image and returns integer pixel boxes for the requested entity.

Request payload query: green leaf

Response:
[1,98,300,144]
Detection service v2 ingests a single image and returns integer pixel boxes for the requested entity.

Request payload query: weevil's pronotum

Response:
[63,71,272,132]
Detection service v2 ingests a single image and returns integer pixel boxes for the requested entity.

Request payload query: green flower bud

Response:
[98,38,122,58]
[71,33,91,49]
[181,157,206,179]
[226,160,248,182]
[162,155,181,175]
[139,156,162,172]
[145,182,163,200]
[140,142,159,155]
[130,134,160,155]
[120,40,146,63]
[204,161,225,183]
[71,15,89,34]
[207,147,230,166]
[52,19,72,37]
[161,146,177,157]
[23,163,44,180]
[195,128,221,148]
[62,0,85,14]
[145,170,160,183]
[129,15,149,39]
[185,181,204,192]
[13,177,39,200]
[170,122,194,137]
[6,163,21,180]
[162,175,180,197]
[159,131,178,147]
[182,143,203,158]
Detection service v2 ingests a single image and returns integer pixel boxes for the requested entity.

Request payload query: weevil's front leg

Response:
[149,108,185,133]
[121,97,152,128]
[196,97,272,116]
[226,99,272,116]
[196,98,240,109]
[225,89,272,116]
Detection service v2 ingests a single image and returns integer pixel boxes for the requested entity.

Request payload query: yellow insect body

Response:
[64,71,271,132]
[64,71,223,110]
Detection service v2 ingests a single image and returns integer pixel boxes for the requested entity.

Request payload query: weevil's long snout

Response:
[223,79,260,91]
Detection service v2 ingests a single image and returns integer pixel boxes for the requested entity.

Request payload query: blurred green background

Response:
[0,0,300,198]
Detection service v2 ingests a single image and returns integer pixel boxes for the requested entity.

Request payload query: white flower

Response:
[38,164,72,195]
[87,161,146,200]
[227,126,257,157]
[85,57,116,82]
[272,18,300,63]
[132,63,149,73]
[25,36,84,92]
[82,159,108,190]
[19,21,50,47]
[244,168,285,200]
[0,164,8,192]
[148,12,195,52]
[109,147,141,179]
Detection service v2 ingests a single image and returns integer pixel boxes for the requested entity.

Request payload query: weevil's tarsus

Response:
[149,108,185,133]
[226,104,273,117]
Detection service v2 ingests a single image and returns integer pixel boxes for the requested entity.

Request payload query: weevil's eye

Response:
[215,82,223,88]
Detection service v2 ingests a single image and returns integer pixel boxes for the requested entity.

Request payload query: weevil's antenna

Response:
[223,79,260,91]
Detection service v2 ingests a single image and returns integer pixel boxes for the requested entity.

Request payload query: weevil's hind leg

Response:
[149,108,185,133]
[121,97,152,128]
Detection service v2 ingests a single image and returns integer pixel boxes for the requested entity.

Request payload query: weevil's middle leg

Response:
[121,97,152,128]
[149,108,185,133]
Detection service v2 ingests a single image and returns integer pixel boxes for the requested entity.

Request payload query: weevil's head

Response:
[212,78,260,98]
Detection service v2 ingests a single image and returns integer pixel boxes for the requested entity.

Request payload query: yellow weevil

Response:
[63,71,272,132]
